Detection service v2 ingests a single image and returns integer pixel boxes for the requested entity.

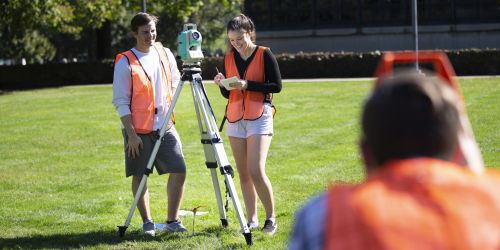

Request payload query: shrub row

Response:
[1,49,499,90]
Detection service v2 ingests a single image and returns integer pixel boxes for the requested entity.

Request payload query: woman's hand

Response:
[214,73,225,87]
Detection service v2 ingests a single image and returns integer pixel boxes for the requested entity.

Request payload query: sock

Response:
[266,217,276,224]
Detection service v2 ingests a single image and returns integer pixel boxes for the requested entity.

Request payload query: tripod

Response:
[118,63,252,245]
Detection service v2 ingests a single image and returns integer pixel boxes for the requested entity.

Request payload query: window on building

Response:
[360,0,409,25]
[418,0,453,24]
[315,0,360,27]
[455,0,500,22]
[270,0,314,29]
[245,0,271,29]
[244,0,500,30]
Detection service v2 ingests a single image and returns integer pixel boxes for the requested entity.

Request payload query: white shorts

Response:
[226,103,274,138]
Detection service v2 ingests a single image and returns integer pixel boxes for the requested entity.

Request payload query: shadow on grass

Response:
[0,226,249,249]
[0,229,168,249]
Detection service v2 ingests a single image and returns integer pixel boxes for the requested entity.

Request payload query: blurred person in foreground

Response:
[289,71,500,249]
[213,14,282,235]
[112,12,187,236]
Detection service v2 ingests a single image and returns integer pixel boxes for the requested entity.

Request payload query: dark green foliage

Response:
[0,1,242,64]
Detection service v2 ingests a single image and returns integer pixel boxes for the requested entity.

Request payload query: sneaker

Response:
[247,221,259,231]
[162,219,187,233]
[142,220,155,236]
[262,219,277,235]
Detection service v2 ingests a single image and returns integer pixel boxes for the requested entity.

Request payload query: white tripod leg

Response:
[118,80,186,238]
[189,73,252,245]
[190,76,228,226]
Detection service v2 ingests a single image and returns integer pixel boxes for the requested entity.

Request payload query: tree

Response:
[185,0,244,55]
[0,0,242,64]
[0,0,122,63]
[112,0,242,56]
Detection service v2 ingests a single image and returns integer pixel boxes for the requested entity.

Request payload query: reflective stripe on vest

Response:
[224,46,266,123]
[114,42,173,134]
[323,158,500,249]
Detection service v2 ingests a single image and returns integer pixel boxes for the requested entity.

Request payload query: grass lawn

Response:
[0,77,499,249]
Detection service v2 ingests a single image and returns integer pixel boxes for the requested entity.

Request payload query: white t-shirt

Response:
[112,46,181,131]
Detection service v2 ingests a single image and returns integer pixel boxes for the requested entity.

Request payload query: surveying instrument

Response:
[118,23,252,245]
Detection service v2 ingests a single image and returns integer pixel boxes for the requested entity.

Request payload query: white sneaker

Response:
[262,219,277,235]
[247,221,259,231]
[162,219,187,233]
[142,220,155,236]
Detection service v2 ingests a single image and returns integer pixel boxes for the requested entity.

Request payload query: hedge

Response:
[1,49,499,90]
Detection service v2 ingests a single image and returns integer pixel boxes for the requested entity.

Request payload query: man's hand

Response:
[127,133,143,159]
[120,114,143,159]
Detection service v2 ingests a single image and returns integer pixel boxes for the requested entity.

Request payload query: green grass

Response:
[0,77,499,249]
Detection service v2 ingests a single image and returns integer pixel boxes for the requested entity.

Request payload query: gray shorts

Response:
[122,127,186,177]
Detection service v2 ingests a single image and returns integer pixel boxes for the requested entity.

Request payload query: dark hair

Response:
[362,72,460,166]
[131,12,158,32]
[226,14,256,52]
[227,14,256,38]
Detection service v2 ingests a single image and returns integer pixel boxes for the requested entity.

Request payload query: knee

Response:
[132,175,142,183]
[249,168,266,183]
[172,173,186,182]
[238,171,253,184]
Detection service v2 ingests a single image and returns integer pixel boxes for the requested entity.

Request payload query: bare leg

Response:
[229,136,258,223]
[132,176,152,222]
[167,173,186,221]
[247,135,275,219]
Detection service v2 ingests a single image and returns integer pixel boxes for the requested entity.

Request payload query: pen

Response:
[216,67,220,74]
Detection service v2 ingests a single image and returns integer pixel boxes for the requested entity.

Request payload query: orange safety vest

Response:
[224,46,267,123]
[324,158,500,250]
[114,42,173,134]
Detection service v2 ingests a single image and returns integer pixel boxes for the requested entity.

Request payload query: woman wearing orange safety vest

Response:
[214,14,282,235]
[112,12,188,236]
[289,72,500,249]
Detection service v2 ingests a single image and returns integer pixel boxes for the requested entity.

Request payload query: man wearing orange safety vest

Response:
[112,12,187,236]
[289,72,500,249]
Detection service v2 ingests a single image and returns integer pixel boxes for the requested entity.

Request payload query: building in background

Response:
[244,0,500,53]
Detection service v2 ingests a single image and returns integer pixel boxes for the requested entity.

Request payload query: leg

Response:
[166,173,186,221]
[132,175,152,222]
[229,136,258,223]
[247,134,275,219]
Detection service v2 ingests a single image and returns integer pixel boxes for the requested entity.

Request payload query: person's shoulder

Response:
[481,168,500,188]
[162,46,172,53]
[290,193,327,250]
[259,46,277,62]
[114,53,131,69]
[259,46,273,54]
[162,47,176,57]
[295,193,327,221]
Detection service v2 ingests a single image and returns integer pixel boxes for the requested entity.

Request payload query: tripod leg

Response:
[190,73,252,245]
[118,79,186,238]
[209,168,228,226]
[118,174,149,237]
[192,79,228,226]
[222,172,253,245]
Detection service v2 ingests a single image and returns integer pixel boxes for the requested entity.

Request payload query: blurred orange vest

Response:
[114,42,173,134]
[224,46,266,122]
[324,158,500,250]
